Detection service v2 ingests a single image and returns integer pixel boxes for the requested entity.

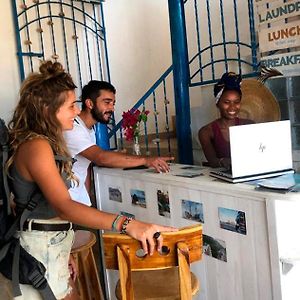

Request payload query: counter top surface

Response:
[94,163,300,202]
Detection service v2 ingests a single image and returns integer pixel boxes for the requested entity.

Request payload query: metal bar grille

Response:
[152,90,160,156]
[163,79,171,155]
[219,0,228,73]
[186,0,259,85]
[13,0,109,92]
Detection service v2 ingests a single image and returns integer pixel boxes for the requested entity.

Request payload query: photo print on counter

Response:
[181,199,204,223]
[203,234,227,262]
[218,207,247,235]
[130,189,147,208]
[157,189,171,218]
[108,186,122,203]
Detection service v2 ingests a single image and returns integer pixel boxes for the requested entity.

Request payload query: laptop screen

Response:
[229,120,293,178]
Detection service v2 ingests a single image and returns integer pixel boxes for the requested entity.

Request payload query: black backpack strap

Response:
[0,118,10,216]
[10,239,56,300]
[2,195,38,243]
[0,149,69,299]
[28,268,56,300]
[1,144,11,216]
[3,194,39,297]
[38,285,57,300]
[0,197,37,263]
[0,241,11,261]
[2,193,56,300]
[19,193,40,231]
[11,238,21,296]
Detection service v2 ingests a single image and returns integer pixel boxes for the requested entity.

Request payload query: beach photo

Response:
[130,189,147,208]
[218,207,247,235]
[181,199,204,223]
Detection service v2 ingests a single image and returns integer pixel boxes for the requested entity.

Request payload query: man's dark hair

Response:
[81,80,116,109]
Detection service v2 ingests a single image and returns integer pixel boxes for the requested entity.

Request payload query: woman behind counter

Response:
[198,72,254,169]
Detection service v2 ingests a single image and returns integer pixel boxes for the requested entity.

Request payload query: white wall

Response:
[0,1,20,123]
[102,0,173,122]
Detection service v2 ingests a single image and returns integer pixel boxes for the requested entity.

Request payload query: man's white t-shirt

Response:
[63,116,96,206]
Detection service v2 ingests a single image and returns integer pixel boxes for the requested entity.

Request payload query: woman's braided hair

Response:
[214,72,242,98]
[8,60,77,179]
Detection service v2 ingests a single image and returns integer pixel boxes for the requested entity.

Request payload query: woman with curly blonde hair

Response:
[0,61,176,300]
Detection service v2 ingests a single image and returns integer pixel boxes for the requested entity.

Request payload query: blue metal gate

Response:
[185,0,259,86]
[12,0,110,87]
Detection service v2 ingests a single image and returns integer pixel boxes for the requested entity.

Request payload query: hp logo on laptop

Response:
[259,143,266,152]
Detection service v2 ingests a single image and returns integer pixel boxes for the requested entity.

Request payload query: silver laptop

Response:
[210,120,294,183]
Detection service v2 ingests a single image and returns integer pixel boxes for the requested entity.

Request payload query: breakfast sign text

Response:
[256,0,300,76]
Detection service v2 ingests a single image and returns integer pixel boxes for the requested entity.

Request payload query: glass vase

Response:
[133,136,141,156]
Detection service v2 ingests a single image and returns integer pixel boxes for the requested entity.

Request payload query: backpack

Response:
[0,118,56,300]
[0,118,11,236]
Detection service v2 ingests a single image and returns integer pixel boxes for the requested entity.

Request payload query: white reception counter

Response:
[94,164,300,300]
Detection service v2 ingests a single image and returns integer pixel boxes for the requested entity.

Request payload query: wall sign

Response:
[256,0,300,76]
[260,50,300,76]
[259,20,300,52]
[258,1,300,25]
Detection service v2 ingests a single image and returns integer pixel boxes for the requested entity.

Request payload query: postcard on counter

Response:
[174,171,203,178]
[146,169,159,174]
[180,165,205,171]
[255,173,300,193]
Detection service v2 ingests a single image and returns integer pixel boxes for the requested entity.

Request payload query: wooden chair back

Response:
[103,224,202,300]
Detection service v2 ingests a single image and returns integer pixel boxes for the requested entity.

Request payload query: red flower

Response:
[121,109,149,141]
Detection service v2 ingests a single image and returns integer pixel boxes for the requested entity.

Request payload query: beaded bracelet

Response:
[120,217,133,234]
[111,214,123,232]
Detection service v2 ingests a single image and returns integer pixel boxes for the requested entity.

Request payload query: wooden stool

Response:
[71,230,103,300]
[103,224,202,300]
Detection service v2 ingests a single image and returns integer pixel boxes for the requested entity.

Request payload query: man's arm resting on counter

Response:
[79,145,174,172]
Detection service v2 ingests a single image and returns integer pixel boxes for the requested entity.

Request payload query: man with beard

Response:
[64,80,173,206]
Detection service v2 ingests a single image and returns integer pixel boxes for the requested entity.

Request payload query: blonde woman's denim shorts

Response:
[0,219,74,300]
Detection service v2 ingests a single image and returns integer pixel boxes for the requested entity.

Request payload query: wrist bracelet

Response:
[120,217,133,234]
[111,215,123,232]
